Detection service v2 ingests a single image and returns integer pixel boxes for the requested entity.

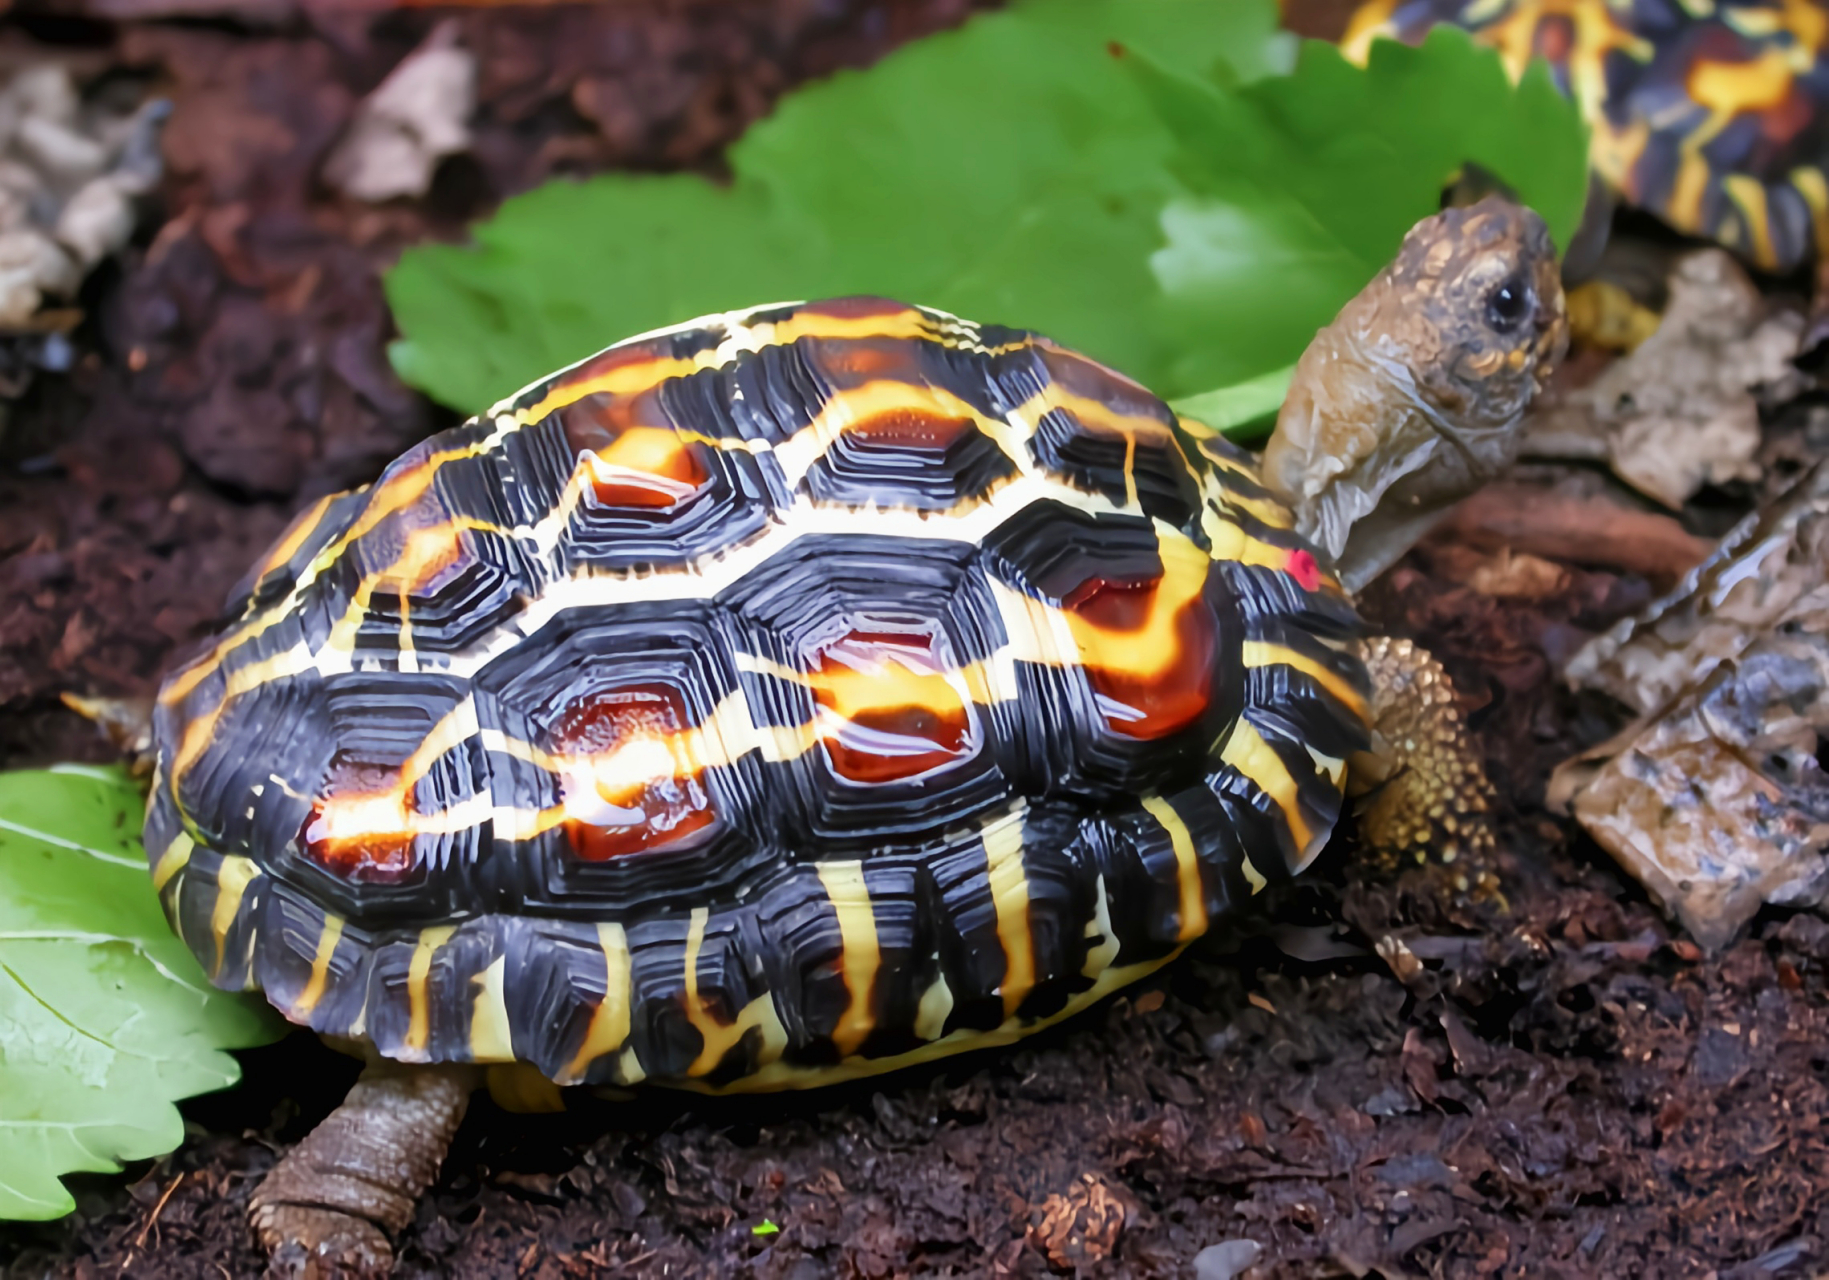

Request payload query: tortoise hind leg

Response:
[1347,635,1499,896]
[250,1060,476,1273]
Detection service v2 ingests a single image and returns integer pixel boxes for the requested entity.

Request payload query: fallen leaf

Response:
[1549,626,1829,952]
[324,20,476,204]
[1565,461,1829,715]
[1524,249,1804,508]
[1552,465,1829,950]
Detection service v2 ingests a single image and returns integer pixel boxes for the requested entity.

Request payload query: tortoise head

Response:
[1385,195,1568,424]
[1260,197,1568,593]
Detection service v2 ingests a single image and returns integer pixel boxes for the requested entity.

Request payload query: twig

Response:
[1433,484,1713,582]
[132,1172,183,1250]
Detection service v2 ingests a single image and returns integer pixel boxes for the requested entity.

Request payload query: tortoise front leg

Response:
[1348,635,1497,890]
[250,1060,477,1272]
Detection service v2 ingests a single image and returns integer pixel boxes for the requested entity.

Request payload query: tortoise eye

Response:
[1486,276,1530,332]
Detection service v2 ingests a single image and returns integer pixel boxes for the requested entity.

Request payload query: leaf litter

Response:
[5,1,1829,1276]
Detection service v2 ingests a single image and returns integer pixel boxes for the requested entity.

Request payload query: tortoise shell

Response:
[1340,0,1829,273]
[144,298,1368,1093]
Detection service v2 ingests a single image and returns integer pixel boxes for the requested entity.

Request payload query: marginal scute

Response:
[147,296,1370,1092]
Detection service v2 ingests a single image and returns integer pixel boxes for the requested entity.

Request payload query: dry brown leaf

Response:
[1552,463,1829,951]
[1565,462,1829,715]
[324,21,475,203]
[1524,249,1804,508]
[1549,623,1829,952]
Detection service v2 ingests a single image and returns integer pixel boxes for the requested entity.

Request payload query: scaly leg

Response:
[1348,635,1498,896]
[250,1060,476,1273]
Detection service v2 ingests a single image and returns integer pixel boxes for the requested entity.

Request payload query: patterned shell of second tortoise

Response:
[144,296,1368,1094]
[1340,0,1829,273]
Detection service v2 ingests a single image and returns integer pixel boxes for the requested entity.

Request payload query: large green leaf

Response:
[385,0,1587,417]
[1133,25,1588,394]
[0,766,284,1221]
[384,0,1291,413]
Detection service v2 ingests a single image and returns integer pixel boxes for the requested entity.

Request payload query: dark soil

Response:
[4,4,1829,1278]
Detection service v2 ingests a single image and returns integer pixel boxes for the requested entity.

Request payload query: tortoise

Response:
[131,197,1564,1271]
[1336,0,1829,281]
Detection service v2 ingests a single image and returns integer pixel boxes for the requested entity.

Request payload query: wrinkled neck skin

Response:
[1259,285,1530,596]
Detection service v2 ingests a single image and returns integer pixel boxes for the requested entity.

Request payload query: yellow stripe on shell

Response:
[1141,794,1209,942]
[294,914,344,1018]
[469,956,516,1063]
[1689,45,1808,116]
[813,860,882,1058]
[1081,873,1119,977]
[239,493,337,609]
[557,921,634,1085]
[682,906,788,1078]
[914,972,955,1041]
[1240,639,1369,723]
[209,855,260,983]
[1792,166,1829,255]
[1667,152,1715,245]
[404,924,457,1059]
[982,809,1035,1019]
[170,643,316,796]
[510,304,944,427]
[1722,174,1777,269]
[1337,0,1401,63]
[772,378,1034,488]
[1221,718,1315,864]
[150,830,193,893]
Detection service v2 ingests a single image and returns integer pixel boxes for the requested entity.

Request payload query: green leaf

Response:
[385,0,1290,413]
[752,1219,781,1236]
[0,766,284,1221]
[385,0,1586,416]
[1168,363,1295,443]
[1134,25,1589,394]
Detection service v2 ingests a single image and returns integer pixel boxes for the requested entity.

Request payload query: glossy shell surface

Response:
[145,297,1367,1091]
[1343,0,1829,272]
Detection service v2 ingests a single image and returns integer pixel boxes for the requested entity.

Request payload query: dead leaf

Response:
[1564,461,1829,715]
[1549,623,1829,952]
[1524,249,1804,508]
[1026,1173,1131,1269]
[1552,469,1829,950]
[324,21,475,203]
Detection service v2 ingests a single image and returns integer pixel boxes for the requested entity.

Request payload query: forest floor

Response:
[4,2,1829,1276]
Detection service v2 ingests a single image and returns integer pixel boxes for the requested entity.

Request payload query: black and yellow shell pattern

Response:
[143,297,1369,1093]
[1342,0,1829,272]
